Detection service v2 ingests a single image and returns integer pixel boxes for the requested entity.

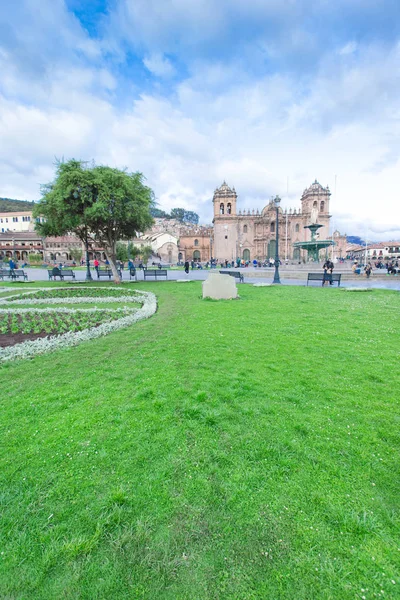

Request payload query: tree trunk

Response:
[105,249,121,284]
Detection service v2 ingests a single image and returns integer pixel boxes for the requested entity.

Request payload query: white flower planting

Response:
[0,287,157,363]
[3,295,142,305]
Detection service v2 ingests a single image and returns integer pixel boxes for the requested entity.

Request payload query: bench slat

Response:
[307,273,341,286]
[143,269,168,279]
[219,270,244,282]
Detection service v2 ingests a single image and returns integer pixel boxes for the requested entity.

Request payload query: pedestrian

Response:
[322,258,334,285]
[94,257,99,277]
[364,262,372,278]
[184,260,190,274]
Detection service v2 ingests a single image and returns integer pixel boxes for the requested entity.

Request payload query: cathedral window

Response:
[313,200,318,209]
[295,224,299,232]
[320,201,325,212]
[243,225,248,233]
[227,203,232,214]
[194,239,199,246]
[220,203,224,215]
[270,222,275,233]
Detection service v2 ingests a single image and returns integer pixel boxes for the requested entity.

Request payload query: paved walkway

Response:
[7,267,400,291]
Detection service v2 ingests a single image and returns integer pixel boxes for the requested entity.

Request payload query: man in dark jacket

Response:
[322,259,334,286]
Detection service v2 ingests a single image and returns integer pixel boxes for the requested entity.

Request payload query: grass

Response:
[0,282,399,599]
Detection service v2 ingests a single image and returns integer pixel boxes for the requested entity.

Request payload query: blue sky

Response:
[1,0,400,238]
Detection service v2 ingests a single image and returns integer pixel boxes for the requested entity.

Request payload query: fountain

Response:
[293,222,335,262]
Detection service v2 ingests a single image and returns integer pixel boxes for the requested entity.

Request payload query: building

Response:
[348,242,400,263]
[330,230,348,261]
[0,210,45,233]
[212,180,333,262]
[133,231,180,263]
[0,231,44,261]
[178,226,213,262]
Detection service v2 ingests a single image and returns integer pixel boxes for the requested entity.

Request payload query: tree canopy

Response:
[150,206,199,225]
[33,160,154,282]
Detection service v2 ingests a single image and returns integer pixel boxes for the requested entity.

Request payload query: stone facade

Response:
[212,180,332,262]
[179,226,213,262]
[132,231,179,263]
[0,231,44,260]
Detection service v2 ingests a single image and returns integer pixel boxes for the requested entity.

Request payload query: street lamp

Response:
[273,195,281,284]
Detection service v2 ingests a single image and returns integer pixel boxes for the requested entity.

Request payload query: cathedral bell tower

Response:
[213,181,237,218]
[212,181,238,262]
[300,180,331,220]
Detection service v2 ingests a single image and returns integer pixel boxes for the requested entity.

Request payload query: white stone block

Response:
[202,272,238,300]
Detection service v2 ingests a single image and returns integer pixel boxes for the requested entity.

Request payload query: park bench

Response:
[143,269,168,280]
[0,268,11,280]
[48,268,75,281]
[0,269,28,281]
[307,273,341,286]
[219,270,244,283]
[11,269,28,281]
[129,267,136,280]
[97,268,122,279]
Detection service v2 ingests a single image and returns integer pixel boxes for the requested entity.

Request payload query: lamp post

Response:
[84,229,92,281]
[273,195,281,284]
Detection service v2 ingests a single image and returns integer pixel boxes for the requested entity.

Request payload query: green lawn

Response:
[1,282,399,599]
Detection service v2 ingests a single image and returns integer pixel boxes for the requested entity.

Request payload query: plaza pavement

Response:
[9,267,400,291]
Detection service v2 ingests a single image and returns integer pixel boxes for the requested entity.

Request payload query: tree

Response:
[140,245,153,264]
[34,160,154,283]
[183,210,199,225]
[68,246,83,263]
[170,208,185,222]
[150,207,169,219]
[116,241,128,262]
[170,208,199,224]
[28,253,43,265]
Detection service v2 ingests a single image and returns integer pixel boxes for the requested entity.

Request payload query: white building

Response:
[0,211,45,233]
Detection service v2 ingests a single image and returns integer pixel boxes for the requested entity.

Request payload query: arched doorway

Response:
[178,252,183,261]
[193,250,201,262]
[243,248,250,261]
[267,240,276,258]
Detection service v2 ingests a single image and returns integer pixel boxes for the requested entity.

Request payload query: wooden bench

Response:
[0,268,10,280]
[219,270,244,283]
[97,268,122,279]
[9,269,28,281]
[307,273,341,286]
[129,267,136,280]
[48,268,75,281]
[143,269,168,280]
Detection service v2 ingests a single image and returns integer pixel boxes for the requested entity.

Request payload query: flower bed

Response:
[0,287,157,362]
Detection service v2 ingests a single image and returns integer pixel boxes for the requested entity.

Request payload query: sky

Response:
[1,0,400,240]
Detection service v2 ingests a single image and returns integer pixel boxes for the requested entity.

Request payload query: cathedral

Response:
[212,180,335,262]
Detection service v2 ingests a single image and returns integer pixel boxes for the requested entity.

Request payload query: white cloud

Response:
[143,53,176,78]
[1,0,400,242]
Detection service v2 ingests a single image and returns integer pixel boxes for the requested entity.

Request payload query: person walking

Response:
[93,258,99,277]
[184,260,190,274]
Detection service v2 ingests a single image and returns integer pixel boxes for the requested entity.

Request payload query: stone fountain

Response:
[293,222,335,262]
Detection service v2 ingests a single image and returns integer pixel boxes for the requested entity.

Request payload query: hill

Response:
[0,198,36,212]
